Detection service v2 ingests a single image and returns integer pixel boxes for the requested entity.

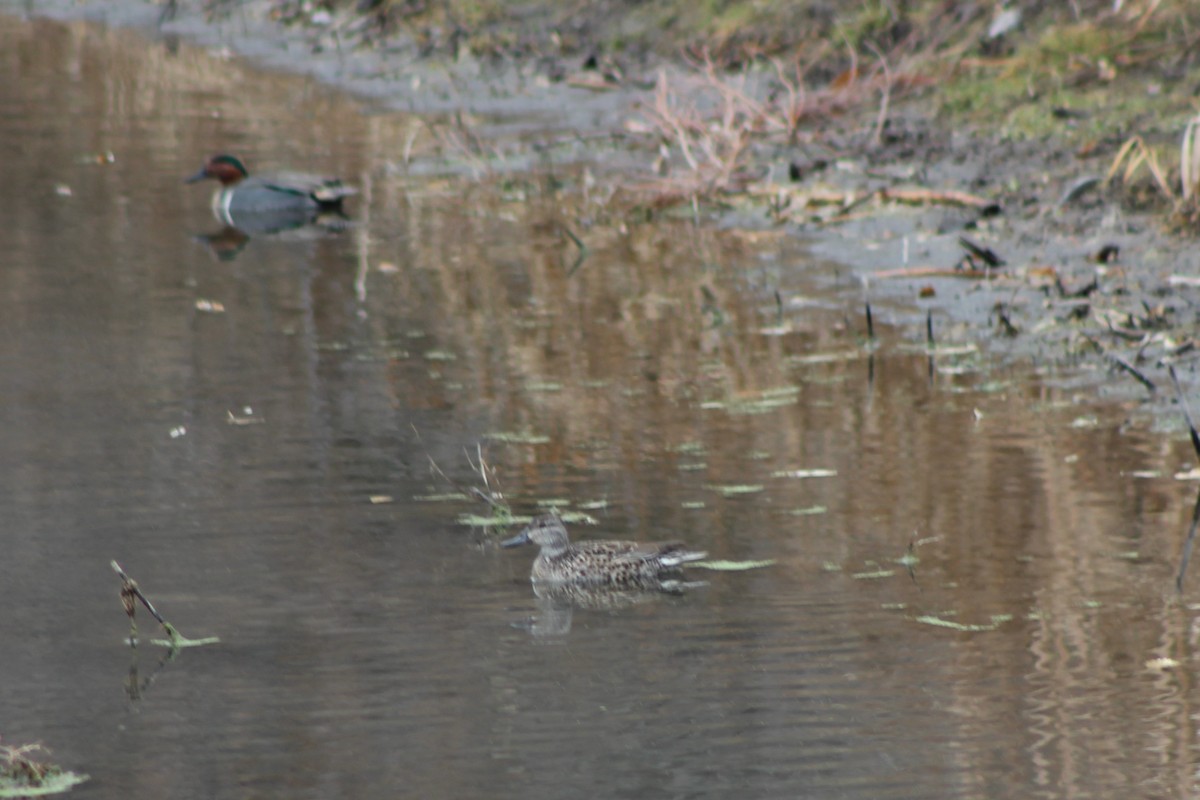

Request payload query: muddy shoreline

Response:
[20,0,1200,433]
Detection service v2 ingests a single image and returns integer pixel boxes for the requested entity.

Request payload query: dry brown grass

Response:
[628,47,925,204]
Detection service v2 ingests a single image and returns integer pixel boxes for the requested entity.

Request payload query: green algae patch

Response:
[151,622,221,649]
[459,512,531,528]
[851,568,895,580]
[788,505,828,516]
[413,492,472,502]
[707,484,766,497]
[772,468,837,479]
[692,559,776,571]
[913,613,1014,632]
[703,385,801,415]
[787,350,864,365]
[577,499,611,510]
[483,430,551,444]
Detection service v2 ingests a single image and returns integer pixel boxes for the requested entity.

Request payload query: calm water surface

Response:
[3,11,1200,800]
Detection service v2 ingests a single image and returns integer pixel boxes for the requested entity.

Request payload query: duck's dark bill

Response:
[501,530,530,548]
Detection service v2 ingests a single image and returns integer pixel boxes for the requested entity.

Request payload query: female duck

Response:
[502,514,707,586]
[185,154,355,222]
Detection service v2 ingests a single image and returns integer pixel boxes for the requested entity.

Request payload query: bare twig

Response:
[111,560,165,625]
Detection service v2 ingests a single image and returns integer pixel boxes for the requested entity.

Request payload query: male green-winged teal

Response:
[185,154,356,221]
[501,514,707,586]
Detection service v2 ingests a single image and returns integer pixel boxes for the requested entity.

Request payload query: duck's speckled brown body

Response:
[502,515,707,586]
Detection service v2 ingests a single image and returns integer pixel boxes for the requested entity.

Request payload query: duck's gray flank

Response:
[501,514,707,586]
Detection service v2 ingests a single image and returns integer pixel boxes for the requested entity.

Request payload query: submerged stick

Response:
[1177,488,1200,593]
[865,302,874,341]
[1170,366,1200,460]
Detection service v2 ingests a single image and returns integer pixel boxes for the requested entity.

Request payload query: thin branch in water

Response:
[1170,366,1200,460]
[1177,487,1200,592]
[1107,353,1156,394]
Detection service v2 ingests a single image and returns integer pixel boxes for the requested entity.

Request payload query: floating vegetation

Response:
[535,498,572,508]
[557,511,599,525]
[1070,415,1100,429]
[460,512,532,528]
[483,430,551,444]
[112,561,219,652]
[226,407,265,426]
[1145,657,1180,671]
[692,559,776,571]
[425,442,518,538]
[702,385,801,415]
[368,495,394,504]
[413,492,472,502]
[678,462,708,471]
[821,562,843,572]
[772,468,838,479]
[786,350,862,365]
[525,382,563,393]
[912,613,1014,632]
[681,501,707,509]
[194,298,225,313]
[788,505,828,515]
[0,742,88,798]
[898,343,978,357]
[707,484,765,497]
[577,499,610,510]
[851,568,895,580]
[423,349,457,361]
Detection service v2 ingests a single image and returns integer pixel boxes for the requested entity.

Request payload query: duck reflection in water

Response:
[501,514,707,636]
[522,579,705,636]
